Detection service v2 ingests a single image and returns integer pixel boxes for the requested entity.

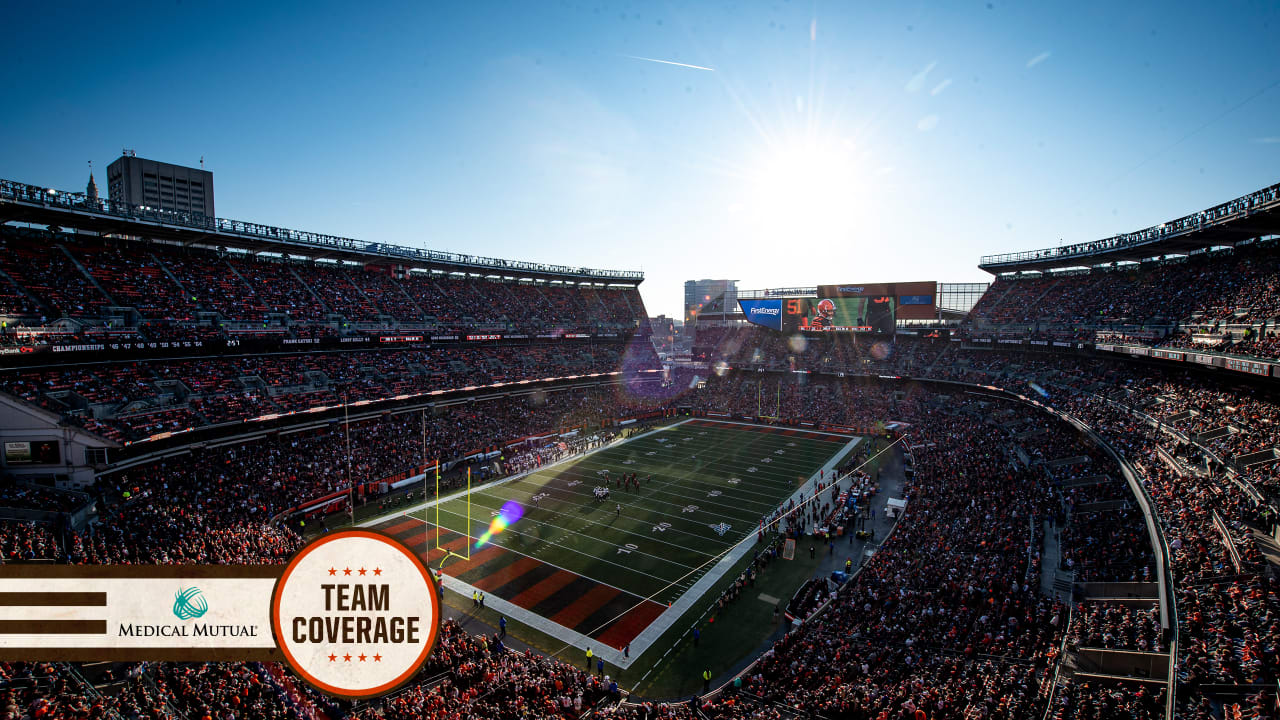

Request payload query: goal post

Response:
[434,463,472,563]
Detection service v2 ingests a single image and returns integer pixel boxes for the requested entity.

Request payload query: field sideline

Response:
[363,418,861,666]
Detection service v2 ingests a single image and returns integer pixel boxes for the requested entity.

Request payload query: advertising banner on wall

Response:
[737,298,784,331]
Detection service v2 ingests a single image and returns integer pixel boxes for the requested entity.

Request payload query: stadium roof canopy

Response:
[0,177,643,285]
[978,181,1280,275]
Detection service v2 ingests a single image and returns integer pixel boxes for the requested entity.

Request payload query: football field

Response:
[364,418,860,659]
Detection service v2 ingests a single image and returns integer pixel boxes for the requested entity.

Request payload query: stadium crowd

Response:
[1047,678,1167,720]
[1066,602,1164,652]
[968,240,1280,328]
[0,227,647,337]
[731,392,1076,719]
[0,338,660,443]
[668,332,1280,718]
[12,325,1280,718]
[0,386,676,567]
[359,619,617,720]
[5,225,1280,719]
[918,346,1279,719]
[4,360,1152,720]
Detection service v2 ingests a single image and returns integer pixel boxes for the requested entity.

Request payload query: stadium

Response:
[2,4,1280,720]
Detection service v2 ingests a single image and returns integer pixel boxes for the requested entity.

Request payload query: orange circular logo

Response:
[270,529,440,698]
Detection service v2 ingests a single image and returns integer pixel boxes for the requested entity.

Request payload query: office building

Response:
[106,154,214,216]
[683,279,737,326]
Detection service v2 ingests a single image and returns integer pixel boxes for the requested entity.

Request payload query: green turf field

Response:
[417,419,856,605]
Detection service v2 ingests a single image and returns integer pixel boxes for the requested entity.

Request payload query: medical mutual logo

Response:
[0,567,278,660]
[118,582,257,639]
[173,587,209,620]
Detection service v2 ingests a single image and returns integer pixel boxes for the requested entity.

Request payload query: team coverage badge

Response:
[271,529,441,698]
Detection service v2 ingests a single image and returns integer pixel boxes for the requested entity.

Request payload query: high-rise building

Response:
[648,315,676,352]
[106,154,215,217]
[683,279,737,325]
[649,315,675,338]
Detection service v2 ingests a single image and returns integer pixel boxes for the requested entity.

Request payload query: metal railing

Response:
[979,182,1280,269]
[60,663,130,720]
[0,177,644,282]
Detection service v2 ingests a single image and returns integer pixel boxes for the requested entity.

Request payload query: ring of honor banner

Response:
[0,529,441,699]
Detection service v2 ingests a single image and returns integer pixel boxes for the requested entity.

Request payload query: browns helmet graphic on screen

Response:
[807,298,836,329]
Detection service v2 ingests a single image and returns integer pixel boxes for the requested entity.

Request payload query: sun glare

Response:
[746,135,865,239]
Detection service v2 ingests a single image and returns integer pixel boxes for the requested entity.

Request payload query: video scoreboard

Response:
[738,281,936,334]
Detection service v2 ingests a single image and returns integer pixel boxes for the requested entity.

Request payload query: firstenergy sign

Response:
[737,299,784,331]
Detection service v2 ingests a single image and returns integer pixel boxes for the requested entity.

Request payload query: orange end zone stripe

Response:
[472,556,542,592]
[384,518,422,535]
[548,584,620,629]
[438,545,505,576]
[595,600,667,649]
[507,570,578,610]
[425,536,471,563]
[401,526,446,549]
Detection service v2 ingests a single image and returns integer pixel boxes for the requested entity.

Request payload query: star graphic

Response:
[373,653,382,662]
[343,653,352,662]
[358,653,367,662]
[343,567,352,576]
[328,653,337,662]
[328,567,337,576]
[358,567,367,576]
[373,567,382,576]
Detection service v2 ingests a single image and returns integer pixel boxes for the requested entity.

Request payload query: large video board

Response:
[738,297,888,333]
[817,281,937,321]
[737,281,935,334]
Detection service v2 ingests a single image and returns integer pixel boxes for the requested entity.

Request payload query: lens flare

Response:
[616,336,690,405]
[870,341,892,361]
[1028,381,1049,398]
[787,334,807,353]
[475,500,524,549]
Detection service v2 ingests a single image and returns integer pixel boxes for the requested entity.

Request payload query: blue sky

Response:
[2,1,1278,319]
